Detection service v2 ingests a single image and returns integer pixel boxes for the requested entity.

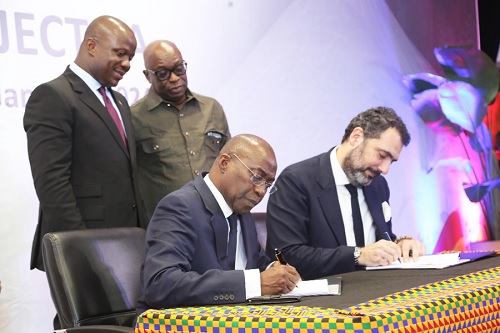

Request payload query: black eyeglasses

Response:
[231,153,277,194]
[146,60,187,81]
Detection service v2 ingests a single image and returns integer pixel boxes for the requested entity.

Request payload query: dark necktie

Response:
[345,184,365,246]
[98,86,128,147]
[227,213,238,269]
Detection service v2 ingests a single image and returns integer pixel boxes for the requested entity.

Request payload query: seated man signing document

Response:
[266,107,426,280]
[136,134,300,314]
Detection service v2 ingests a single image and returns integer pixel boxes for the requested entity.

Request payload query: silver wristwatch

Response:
[354,246,361,266]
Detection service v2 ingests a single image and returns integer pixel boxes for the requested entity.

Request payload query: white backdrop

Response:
[0,1,477,332]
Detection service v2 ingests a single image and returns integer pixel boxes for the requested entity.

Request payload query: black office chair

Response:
[42,227,146,332]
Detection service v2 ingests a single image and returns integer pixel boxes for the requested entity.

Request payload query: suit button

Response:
[224,294,230,300]
[213,295,218,301]
[132,204,137,210]
[219,294,224,301]
[229,295,235,300]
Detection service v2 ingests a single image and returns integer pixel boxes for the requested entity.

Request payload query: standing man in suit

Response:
[136,134,300,313]
[132,40,231,221]
[266,107,425,280]
[24,15,146,273]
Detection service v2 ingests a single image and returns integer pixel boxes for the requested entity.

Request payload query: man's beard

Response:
[343,144,381,187]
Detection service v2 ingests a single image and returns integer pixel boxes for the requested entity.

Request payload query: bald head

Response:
[75,15,137,87]
[143,40,181,68]
[219,134,275,161]
[142,39,188,106]
[209,134,277,214]
[83,16,133,42]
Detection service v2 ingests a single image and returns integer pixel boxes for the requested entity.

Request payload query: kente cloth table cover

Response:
[135,266,500,333]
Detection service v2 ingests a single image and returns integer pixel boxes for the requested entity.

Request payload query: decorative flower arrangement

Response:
[403,45,500,239]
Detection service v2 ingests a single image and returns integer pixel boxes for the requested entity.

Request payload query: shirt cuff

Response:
[243,269,261,299]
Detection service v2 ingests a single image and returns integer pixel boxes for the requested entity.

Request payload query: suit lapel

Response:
[210,213,231,269]
[316,150,347,245]
[64,67,130,158]
[239,213,256,269]
[109,90,133,158]
[363,185,388,239]
[193,176,232,270]
[317,149,389,243]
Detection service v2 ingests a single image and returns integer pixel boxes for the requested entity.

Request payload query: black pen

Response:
[275,248,299,288]
[275,248,288,265]
[384,232,401,263]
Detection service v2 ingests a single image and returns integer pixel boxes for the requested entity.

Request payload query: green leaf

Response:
[438,81,488,133]
[464,178,500,202]
[468,123,493,154]
[402,73,447,95]
[410,89,460,135]
[434,46,500,104]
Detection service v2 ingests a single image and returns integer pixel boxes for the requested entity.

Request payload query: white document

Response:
[283,279,338,297]
[366,253,470,270]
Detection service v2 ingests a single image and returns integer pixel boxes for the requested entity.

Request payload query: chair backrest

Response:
[42,227,145,328]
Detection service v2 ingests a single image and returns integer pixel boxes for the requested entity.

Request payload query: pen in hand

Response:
[274,248,288,265]
[275,248,299,288]
[384,232,401,263]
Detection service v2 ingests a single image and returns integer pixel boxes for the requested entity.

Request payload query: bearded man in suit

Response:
[266,107,425,280]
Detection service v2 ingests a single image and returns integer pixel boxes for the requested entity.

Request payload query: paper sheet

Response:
[366,253,470,270]
[283,278,339,297]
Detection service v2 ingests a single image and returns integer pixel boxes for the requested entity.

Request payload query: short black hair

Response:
[341,106,411,146]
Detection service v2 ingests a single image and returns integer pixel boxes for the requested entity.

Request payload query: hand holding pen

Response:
[355,234,402,267]
[387,233,426,262]
[384,232,401,263]
[274,248,300,288]
[275,248,288,265]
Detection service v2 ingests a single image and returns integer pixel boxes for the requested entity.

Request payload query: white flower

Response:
[382,201,391,222]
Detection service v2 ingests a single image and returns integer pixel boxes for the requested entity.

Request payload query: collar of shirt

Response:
[330,146,351,186]
[69,62,101,98]
[69,63,121,115]
[330,147,375,246]
[203,175,254,290]
[203,173,234,219]
[145,87,197,111]
[203,173,249,270]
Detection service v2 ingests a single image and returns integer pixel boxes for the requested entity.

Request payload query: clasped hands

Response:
[357,238,426,267]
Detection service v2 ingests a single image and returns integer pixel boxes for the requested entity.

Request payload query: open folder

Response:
[365,253,470,270]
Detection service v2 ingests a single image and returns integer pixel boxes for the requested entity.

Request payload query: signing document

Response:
[366,253,470,270]
[274,248,342,296]
[283,277,342,296]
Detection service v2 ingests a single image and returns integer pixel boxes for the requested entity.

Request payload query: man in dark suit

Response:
[266,107,426,280]
[24,15,146,272]
[137,134,300,313]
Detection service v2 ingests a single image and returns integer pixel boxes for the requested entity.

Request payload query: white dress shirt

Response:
[204,174,261,298]
[330,147,376,246]
[69,62,127,134]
